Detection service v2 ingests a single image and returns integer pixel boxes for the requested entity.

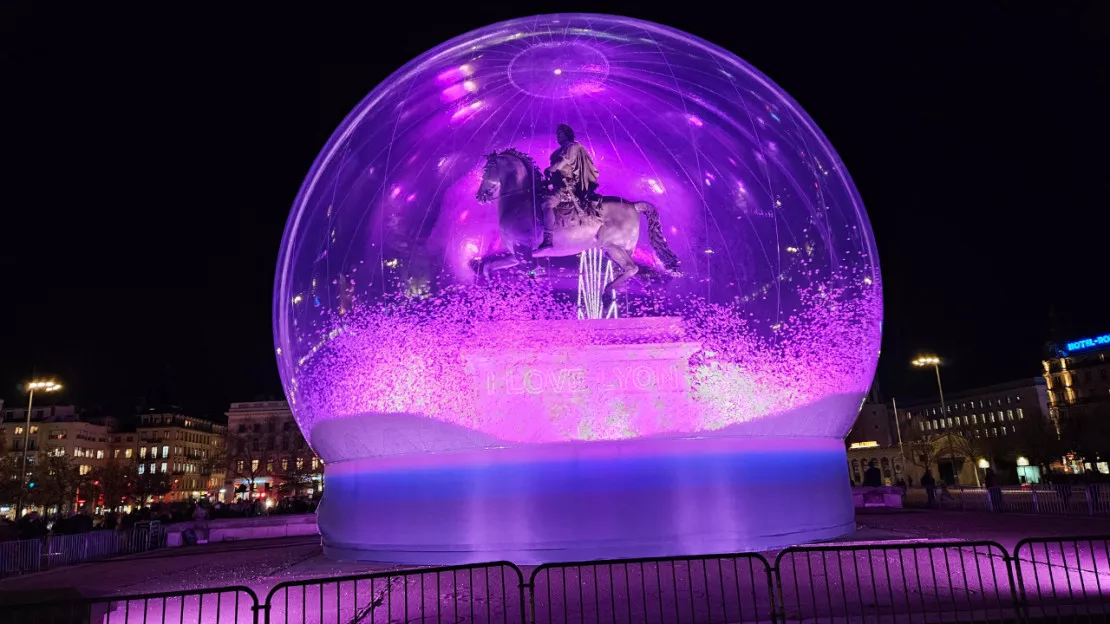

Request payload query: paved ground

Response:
[4,509,1110,622]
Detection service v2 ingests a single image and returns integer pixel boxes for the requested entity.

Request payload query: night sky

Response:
[2,4,1107,418]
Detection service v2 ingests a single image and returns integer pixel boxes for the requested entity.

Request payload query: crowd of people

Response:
[0,497,318,543]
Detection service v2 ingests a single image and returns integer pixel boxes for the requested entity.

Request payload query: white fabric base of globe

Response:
[316,434,854,564]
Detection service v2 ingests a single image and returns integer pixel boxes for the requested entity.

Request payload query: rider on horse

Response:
[537,124,600,252]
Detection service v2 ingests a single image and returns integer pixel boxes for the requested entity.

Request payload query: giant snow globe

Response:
[274,14,882,564]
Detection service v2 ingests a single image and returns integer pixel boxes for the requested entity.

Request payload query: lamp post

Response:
[891,397,908,483]
[16,379,62,517]
[912,355,960,485]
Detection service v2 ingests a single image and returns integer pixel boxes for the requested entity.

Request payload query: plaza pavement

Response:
[3,509,1110,622]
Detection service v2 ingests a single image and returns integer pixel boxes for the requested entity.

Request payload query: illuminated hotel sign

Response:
[1064,333,1110,354]
[849,441,879,449]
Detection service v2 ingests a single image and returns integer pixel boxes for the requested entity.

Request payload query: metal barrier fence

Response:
[8,536,1110,622]
[262,561,525,624]
[0,523,166,578]
[904,484,1110,516]
[1,586,259,624]
[529,554,775,623]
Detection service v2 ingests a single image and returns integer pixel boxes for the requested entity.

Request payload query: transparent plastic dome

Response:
[274,14,882,562]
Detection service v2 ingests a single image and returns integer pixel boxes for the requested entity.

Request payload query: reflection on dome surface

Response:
[274,13,882,563]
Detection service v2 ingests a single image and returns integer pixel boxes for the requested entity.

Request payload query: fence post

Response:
[1031,488,1039,513]
[1086,486,1095,516]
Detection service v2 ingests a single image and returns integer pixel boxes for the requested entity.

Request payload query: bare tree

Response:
[277,455,321,499]
[91,460,139,511]
[225,417,278,500]
[0,430,21,506]
[28,448,84,513]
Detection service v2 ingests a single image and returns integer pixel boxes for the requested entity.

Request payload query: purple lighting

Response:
[275,13,882,564]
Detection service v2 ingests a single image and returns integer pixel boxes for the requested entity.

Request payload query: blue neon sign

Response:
[1064,333,1110,354]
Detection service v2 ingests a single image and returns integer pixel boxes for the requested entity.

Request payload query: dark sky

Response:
[2,4,1107,418]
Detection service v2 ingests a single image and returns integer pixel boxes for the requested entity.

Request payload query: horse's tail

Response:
[635,201,682,276]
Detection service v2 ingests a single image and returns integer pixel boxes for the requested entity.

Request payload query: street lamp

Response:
[912,355,961,485]
[16,379,62,517]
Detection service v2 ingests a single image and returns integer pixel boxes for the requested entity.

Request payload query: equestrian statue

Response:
[475,124,681,292]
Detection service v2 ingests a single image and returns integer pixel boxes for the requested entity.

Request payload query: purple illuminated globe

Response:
[274,14,882,563]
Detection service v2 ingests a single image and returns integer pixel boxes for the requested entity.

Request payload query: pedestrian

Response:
[921,470,936,507]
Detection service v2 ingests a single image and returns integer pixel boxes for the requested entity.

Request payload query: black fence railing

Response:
[904,484,1110,516]
[0,521,166,578]
[6,536,1110,623]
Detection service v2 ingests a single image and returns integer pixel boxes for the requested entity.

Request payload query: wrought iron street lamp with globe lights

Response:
[16,379,62,517]
[912,355,961,484]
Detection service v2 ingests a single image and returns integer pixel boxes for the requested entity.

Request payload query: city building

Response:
[1,405,112,477]
[1043,331,1110,426]
[130,411,227,502]
[898,378,1051,484]
[225,400,320,500]
[847,401,896,448]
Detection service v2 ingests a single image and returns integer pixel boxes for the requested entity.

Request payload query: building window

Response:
[79,465,92,475]
[150,462,157,474]
[29,426,38,435]
[296,458,304,469]
[1017,408,1024,419]
[162,445,169,458]
[96,450,104,459]
[282,459,289,470]
[251,460,259,471]
[992,428,998,437]
[1007,410,1014,421]
[14,427,23,435]
[237,460,245,472]
[125,449,133,458]
[947,417,953,427]
[311,457,319,470]
[113,449,120,458]
[139,463,146,474]
[161,462,167,474]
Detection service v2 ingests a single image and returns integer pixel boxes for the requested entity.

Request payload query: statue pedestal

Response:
[460,317,701,442]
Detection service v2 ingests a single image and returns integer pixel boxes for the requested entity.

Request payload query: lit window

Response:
[79,465,92,475]
[140,446,148,459]
[282,458,289,470]
[139,463,146,474]
[297,457,304,469]
[312,457,319,470]
[161,462,167,474]
[1011,425,1016,433]
[1017,408,1024,419]
[251,460,259,471]
[992,428,998,437]
[1007,410,1014,421]
[162,445,169,458]
[14,427,23,435]
[96,450,104,459]
[125,449,133,458]
[237,460,245,471]
[1001,427,1007,436]
[29,426,38,435]
[113,449,120,458]
[947,417,953,427]
[150,462,157,474]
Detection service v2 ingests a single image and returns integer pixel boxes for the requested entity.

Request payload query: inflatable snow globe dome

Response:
[274,14,882,563]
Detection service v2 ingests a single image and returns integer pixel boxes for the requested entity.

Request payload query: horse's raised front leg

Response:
[603,246,639,292]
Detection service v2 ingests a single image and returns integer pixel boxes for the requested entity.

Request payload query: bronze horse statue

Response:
[475,148,681,292]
